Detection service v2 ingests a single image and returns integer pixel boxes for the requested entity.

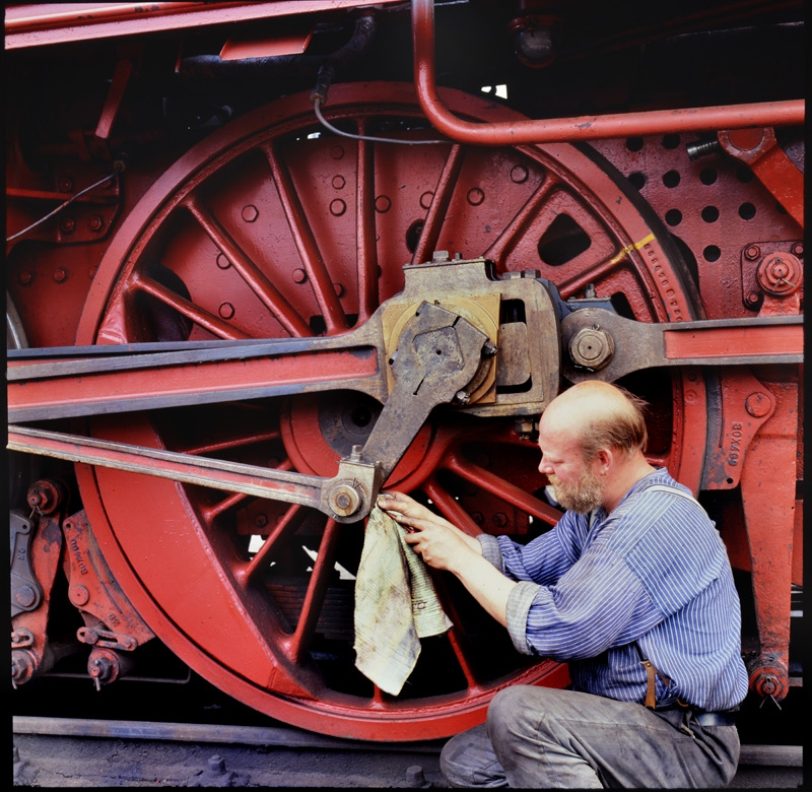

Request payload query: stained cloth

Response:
[353,506,452,695]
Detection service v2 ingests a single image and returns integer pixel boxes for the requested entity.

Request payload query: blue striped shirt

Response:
[478,468,749,711]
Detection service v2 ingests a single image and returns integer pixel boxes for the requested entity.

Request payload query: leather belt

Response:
[691,710,737,728]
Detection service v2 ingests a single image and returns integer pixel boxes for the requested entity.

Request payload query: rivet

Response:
[510,165,529,183]
[292,268,308,284]
[53,267,68,283]
[745,392,771,418]
[18,270,34,286]
[14,585,37,609]
[88,215,104,232]
[332,175,346,190]
[420,191,434,209]
[375,195,391,213]
[254,513,269,529]
[467,187,485,206]
[330,145,345,160]
[216,253,231,269]
[241,205,259,223]
[329,198,347,217]
[60,217,76,234]
[70,585,90,606]
[218,302,235,319]
[334,282,345,297]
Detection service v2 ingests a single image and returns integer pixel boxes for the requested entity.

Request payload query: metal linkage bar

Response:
[561,309,803,383]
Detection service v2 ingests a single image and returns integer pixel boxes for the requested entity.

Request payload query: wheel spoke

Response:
[355,124,379,323]
[201,490,249,524]
[131,272,250,340]
[484,172,558,266]
[423,477,482,537]
[412,143,463,265]
[443,449,559,526]
[285,517,340,664]
[262,141,348,334]
[243,501,302,584]
[184,195,311,337]
[181,429,281,456]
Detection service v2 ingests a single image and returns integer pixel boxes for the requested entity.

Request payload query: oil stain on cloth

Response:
[353,506,452,695]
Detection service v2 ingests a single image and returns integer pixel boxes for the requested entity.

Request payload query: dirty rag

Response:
[353,506,453,695]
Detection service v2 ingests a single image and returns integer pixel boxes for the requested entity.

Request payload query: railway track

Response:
[11,714,804,788]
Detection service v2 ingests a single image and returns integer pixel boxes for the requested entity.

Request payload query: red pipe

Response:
[411,0,805,144]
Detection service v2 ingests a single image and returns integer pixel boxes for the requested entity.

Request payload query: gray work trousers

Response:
[440,686,740,788]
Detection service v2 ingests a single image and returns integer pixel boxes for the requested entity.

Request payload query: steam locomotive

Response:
[7,0,803,742]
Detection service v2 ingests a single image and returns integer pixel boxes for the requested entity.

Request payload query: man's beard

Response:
[547,468,603,514]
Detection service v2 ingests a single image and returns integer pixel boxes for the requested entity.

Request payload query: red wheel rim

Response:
[74,83,704,740]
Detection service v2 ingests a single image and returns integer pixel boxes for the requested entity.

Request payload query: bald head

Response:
[541,381,648,461]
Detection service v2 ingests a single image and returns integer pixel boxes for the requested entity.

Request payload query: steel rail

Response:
[411,0,805,144]
[11,715,802,766]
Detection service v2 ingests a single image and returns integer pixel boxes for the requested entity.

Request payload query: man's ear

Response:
[596,447,612,473]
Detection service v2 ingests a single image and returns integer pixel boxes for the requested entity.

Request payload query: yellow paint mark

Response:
[605,232,655,267]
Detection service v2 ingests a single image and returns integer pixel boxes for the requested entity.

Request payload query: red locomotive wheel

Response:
[74,83,705,740]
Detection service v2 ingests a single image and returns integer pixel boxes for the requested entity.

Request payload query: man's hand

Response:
[376,491,482,573]
[377,491,516,626]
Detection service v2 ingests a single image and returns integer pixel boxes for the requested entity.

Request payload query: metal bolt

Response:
[53,267,68,283]
[432,250,450,263]
[454,390,470,405]
[241,204,259,223]
[757,252,802,296]
[18,270,34,286]
[405,765,430,788]
[375,195,391,213]
[329,198,347,217]
[60,217,76,234]
[332,175,346,190]
[216,253,231,269]
[334,282,345,297]
[292,268,308,284]
[254,513,269,529]
[88,215,104,232]
[744,290,761,308]
[569,326,615,370]
[218,302,235,320]
[208,755,226,774]
[745,392,771,418]
[744,245,761,261]
[686,139,721,160]
[328,482,361,517]
[790,242,803,257]
[493,512,508,528]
